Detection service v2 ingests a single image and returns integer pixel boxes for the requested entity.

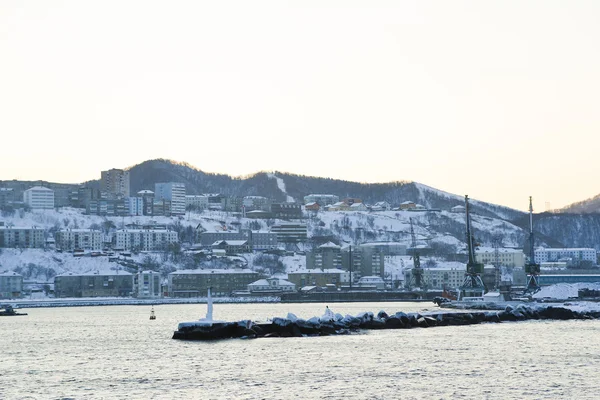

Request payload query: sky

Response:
[1,1,599,211]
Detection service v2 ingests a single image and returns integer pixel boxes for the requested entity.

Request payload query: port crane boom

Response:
[458,195,486,299]
[524,196,541,294]
[407,218,425,289]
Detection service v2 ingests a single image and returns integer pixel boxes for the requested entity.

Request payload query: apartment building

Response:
[476,247,525,268]
[534,248,597,264]
[306,242,342,270]
[0,225,45,248]
[185,195,209,210]
[270,223,307,243]
[55,270,133,297]
[154,182,186,215]
[101,169,130,199]
[133,270,162,298]
[55,229,103,251]
[23,186,54,209]
[271,203,303,219]
[404,266,467,290]
[127,197,144,216]
[286,268,349,288]
[168,269,259,297]
[303,194,339,206]
[114,229,178,251]
[0,271,23,298]
[243,196,272,212]
[342,245,385,279]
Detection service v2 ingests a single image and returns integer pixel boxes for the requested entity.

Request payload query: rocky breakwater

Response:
[172,304,600,341]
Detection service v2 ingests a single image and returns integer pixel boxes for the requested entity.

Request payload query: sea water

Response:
[2,302,599,399]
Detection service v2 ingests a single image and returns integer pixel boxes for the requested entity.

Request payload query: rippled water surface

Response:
[2,302,600,399]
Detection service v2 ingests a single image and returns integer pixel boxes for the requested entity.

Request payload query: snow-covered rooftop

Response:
[170,268,257,275]
[318,241,340,249]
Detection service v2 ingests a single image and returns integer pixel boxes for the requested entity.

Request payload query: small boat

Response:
[149,307,156,320]
[0,305,27,316]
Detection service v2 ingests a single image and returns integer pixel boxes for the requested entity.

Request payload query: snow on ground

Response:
[267,173,295,203]
[0,248,127,281]
[533,282,600,300]
[282,254,306,273]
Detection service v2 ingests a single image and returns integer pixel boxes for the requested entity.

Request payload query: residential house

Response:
[304,202,320,212]
[371,201,391,211]
[247,277,296,294]
[399,201,416,210]
[211,240,250,255]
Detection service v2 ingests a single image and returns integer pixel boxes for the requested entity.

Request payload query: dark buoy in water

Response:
[150,306,156,320]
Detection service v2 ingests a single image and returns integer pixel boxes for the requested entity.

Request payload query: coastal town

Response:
[1,167,599,302]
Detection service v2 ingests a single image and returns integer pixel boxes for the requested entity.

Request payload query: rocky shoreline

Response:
[172,303,600,341]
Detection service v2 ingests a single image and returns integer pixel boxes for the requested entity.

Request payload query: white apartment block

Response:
[303,194,339,206]
[185,195,209,210]
[0,271,23,298]
[134,270,162,298]
[55,229,103,251]
[270,223,307,243]
[0,226,45,248]
[114,229,179,251]
[476,247,525,268]
[243,196,271,212]
[404,266,467,290]
[127,197,144,216]
[155,182,186,215]
[534,248,597,264]
[23,186,54,209]
[101,169,130,198]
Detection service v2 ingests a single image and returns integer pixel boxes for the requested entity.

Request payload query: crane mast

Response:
[458,195,486,300]
[524,196,541,294]
[407,218,424,289]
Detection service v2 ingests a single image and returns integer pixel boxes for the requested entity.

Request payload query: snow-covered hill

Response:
[0,205,535,284]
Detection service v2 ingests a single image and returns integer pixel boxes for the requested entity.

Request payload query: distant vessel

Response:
[0,304,27,316]
[149,307,156,320]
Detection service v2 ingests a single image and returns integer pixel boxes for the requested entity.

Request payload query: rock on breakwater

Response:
[172,303,600,341]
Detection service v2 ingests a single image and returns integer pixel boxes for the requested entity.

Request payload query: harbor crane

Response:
[406,218,425,289]
[458,195,487,300]
[524,196,541,294]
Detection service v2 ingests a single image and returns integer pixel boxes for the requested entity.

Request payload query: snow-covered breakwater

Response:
[172,304,600,341]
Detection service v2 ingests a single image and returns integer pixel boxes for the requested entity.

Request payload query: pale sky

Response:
[1,1,599,211]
